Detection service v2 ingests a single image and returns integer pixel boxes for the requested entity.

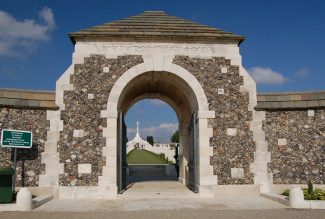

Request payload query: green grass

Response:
[127,149,171,164]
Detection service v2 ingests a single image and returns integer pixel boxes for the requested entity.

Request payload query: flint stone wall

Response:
[173,56,255,185]
[59,54,143,186]
[0,107,49,186]
[264,109,325,184]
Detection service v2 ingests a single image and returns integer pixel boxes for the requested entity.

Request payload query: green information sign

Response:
[1,129,33,148]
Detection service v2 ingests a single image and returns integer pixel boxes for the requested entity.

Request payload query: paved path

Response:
[1,209,324,219]
[34,196,287,212]
[3,180,323,218]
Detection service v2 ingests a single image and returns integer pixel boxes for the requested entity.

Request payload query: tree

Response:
[170,130,179,143]
[146,136,154,146]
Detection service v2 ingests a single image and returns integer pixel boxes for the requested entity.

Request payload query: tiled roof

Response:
[69,11,244,44]
[256,91,325,110]
[0,88,57,110]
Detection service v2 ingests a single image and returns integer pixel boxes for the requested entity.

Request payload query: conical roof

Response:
[69,11,244,44]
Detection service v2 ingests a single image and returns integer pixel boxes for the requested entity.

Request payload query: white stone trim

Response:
[278,138,287,146]
[103,66,110,73]
[227,128,237,136]
[73,42,240,63]
[103,53,216,197]
[197,110,215,119]
[308,110,314,117]
[88,93,95,99]
[217,88,225,95]
[41,64,75,186]
[221,67,228,73]
[249,110,272,193]
[231,168,245,179]
[39,111,64,186]
[236,61,272,193]
[73,130,84,138]
[50,40,261,198]
[106,61,209,116]
[78,164,92,174]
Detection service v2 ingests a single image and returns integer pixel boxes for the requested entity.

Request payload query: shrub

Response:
[281,189,290,197]
[281,187,325,200]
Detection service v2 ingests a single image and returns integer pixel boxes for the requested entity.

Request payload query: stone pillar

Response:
[98,116,118,198]
[197,111,217,197]
[179,127,189,185]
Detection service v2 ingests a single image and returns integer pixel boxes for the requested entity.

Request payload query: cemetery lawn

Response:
[127,149,169,164]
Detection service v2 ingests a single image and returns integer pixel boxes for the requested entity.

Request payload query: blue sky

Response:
[1,0,324,141]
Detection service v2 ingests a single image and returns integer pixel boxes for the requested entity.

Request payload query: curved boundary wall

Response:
[0,88,324,196]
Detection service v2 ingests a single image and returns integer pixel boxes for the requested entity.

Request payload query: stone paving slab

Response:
[34,196,287,212]
[1,209,324,219]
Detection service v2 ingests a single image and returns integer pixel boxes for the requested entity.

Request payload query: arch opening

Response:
[117,71,199,193]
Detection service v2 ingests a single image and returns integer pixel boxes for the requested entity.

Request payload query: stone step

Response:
[118,181,197,199]
[118,192,198,199]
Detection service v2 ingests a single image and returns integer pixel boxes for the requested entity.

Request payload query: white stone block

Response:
[289,187,307,208]
[278,138,287,145]
[78,163,92,174]
[73,129,84,138]
[153,54,164,71]
[103,66,110,73]
[197,110,215,119]
[102,166,117,176]
[16,188,32,211]
[227,128,237,136]
[217,88,224,95]
[221,67,228,73]
[101,110,108,118]
[106,157,117,167]
[88,93,94,99]
[39,174,59,186]
[50,120,63,131]
[308,110,314,117]
[231,167,244,178]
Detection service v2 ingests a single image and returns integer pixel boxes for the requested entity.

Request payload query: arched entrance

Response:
[117,71,198,193]
[102,59,216,197]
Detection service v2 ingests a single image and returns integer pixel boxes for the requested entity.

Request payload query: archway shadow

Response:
[127,175,178,183]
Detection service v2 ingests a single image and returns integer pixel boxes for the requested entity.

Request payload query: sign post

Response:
[1,129,33,193]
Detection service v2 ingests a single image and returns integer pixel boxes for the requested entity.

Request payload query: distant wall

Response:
[257,91,325,184]
[0,88,57,187]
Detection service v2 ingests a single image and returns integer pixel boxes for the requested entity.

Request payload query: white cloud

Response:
[295,67,309,78]
[0,7,55,57]
[128,123,178,142]
[146,99,168,106]
[248,67,287,85]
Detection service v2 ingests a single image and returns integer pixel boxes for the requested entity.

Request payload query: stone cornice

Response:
[1,89,324,111]
[0,88,58,110]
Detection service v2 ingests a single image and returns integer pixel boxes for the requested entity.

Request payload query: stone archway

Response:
[100,56,216,197]
[118,71,197,190]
